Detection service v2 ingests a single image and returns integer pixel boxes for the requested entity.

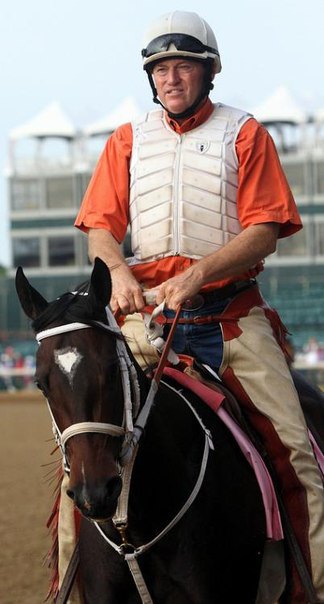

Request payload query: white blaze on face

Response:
[54,347,83,388]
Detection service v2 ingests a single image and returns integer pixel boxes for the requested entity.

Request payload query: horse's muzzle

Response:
[67,475,123,520]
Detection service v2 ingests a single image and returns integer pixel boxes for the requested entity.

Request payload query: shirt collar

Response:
[165,98,214,134]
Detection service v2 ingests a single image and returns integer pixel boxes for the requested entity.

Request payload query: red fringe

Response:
[44,465,64,602]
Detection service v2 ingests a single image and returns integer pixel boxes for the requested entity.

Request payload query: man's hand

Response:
[110,264,145,314]
[155,268,203,310]
[88,228,145,315]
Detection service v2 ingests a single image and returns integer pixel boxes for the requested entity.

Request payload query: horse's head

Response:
[15,258,140,521]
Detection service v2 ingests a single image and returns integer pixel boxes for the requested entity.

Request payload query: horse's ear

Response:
[15,266,49,320]
[87,258,112,310]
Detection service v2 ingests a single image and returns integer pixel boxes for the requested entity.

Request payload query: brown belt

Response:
[180,278,256,310]
[162,279,257,323]
[164,315,224,325]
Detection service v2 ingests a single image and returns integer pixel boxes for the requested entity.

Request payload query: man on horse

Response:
[75,10,324,602]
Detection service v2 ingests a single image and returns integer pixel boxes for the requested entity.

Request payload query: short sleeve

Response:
[74,123,133,243]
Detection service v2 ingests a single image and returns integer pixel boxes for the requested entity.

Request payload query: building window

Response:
[315,222,324,255]
[80,173,92,196]
[276,226,308,256]
[11,179,41,210]
[12,237,41,267]
[46,176,74,209]
[281,161,307,197]
[315,162,324,195]
[48,236,75,266]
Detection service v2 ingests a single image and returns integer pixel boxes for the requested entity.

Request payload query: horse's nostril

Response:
[65,476,122,519]
[66,488,75,501]
[106,476,122,498]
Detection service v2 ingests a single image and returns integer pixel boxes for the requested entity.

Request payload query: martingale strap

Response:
[124,557,153,604]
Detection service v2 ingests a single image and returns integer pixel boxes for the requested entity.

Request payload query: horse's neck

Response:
[130,384,203,526]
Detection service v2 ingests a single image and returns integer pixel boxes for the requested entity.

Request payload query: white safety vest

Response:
[129,103,251,262]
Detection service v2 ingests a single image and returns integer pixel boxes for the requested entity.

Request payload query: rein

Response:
[119,302,183,464]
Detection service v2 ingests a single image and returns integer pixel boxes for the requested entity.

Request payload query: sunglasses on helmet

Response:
[142,33,218,59]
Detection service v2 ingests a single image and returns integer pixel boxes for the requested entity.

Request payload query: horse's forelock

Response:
[31,287,108,332]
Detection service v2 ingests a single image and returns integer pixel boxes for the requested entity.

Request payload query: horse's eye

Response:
[34,378,48,395]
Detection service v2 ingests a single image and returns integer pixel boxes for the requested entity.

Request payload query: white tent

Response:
[84,96,142,136]
[251,86,306,124]
[315,107,324,123]
[9,101,76,140]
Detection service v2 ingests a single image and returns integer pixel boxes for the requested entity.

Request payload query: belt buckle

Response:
[182,294,204,311]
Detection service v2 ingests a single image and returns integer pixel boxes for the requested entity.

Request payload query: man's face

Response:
[151,58,205,115]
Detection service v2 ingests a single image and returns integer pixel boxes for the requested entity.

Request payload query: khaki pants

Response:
[121,312,160,369]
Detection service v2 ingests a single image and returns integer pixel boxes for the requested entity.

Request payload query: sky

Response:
[1,0,324,267]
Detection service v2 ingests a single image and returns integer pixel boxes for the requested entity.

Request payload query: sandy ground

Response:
[0,391,58,604]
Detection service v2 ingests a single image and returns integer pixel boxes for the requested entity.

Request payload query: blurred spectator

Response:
[0,346,36,391]
[0,347,16,391]
[303,337,320,365]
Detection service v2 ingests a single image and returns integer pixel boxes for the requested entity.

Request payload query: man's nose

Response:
[167,67,180,83]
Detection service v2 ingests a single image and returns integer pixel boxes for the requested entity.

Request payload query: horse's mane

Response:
[31,280,109,332]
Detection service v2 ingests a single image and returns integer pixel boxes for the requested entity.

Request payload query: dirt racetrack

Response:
[0,391,57,604]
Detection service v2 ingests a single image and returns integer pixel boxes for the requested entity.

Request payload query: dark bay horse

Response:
[16,258,286,604]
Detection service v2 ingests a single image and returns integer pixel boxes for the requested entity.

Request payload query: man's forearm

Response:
[155,222,280,309]
[88,228,126,268]
[191,222,280,286]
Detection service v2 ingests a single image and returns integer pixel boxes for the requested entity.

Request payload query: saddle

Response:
[174,357,324,477]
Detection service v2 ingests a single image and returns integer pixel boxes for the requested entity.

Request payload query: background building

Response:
[251,87,324,362]
[1,98,141,334]
[1,88,324,387]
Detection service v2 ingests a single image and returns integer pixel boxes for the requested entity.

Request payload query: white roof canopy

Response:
[9,102,76,140]
[84,97,142,136]
[315,107,324,123]
[251,86,306,124]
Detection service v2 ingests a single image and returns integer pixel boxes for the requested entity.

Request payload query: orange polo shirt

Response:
[75,98,302,290]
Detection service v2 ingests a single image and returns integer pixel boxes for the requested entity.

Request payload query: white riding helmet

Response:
[141,10,221,74]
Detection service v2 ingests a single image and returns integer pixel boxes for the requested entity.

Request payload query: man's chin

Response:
[164,102,188,115]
